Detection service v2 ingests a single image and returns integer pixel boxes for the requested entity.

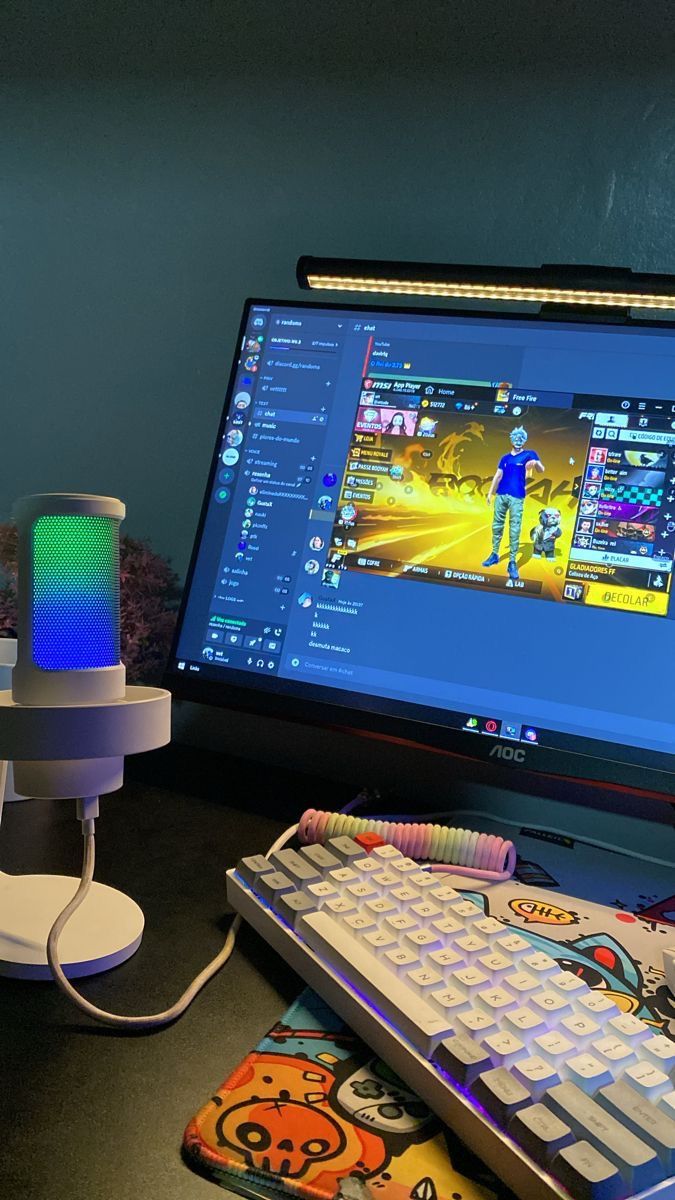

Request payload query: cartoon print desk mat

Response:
[184,987,504,1200]
[184,828,674,1199]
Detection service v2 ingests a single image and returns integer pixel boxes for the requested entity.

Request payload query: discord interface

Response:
[172,303,675,757]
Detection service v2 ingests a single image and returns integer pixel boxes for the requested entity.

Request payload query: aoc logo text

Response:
[489,744,526,762]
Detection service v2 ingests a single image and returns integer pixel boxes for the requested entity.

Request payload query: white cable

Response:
[46,817,299,1030]
[0,759,8,834]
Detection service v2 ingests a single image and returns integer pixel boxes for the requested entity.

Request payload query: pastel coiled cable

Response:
[297,809,516,882]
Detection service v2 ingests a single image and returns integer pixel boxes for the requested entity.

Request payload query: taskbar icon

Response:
[463,714,538,744]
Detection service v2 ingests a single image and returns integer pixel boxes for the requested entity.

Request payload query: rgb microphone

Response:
[1,493,170,800]
[0,494,171,978]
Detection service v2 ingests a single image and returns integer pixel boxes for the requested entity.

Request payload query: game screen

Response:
[333,377,671,615]
[170,301,675,765]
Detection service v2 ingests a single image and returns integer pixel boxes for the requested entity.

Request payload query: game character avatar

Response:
[531,507,562,558]
[482,426,544,580]
[382,411,412,436]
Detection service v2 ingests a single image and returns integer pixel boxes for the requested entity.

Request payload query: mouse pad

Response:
[183,987,505,1200]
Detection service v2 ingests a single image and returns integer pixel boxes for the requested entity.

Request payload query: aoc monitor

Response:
[166,298,675,795]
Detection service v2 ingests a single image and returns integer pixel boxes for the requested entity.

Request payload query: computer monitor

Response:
[165,298,675,796]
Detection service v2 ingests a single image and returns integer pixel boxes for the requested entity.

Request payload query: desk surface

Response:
[0,746,351,1200]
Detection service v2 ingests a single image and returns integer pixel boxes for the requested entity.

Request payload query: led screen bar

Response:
[297,257,675,310]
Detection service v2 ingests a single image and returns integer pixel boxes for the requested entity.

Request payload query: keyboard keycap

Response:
[391,884,422,905]
[426,946,463,972]
[545,1081,662,1193]
[510,1101,574,1165]
[531,989,573,1019]
[433,1033,493,1085]
[456,1007,498,1038]
[496,933,531,959]
[363,928,398,951]
[353,856,382,876]
[511,1055,561,1100]
[430,915,464,941]
[450,900,483,922]
[483,1030,527,1068]
[343,913,377,935]
[257,870,295,904]
[429,884,461,903]
[623,1060,671,1101]
[534,1030,576,1067]
[372,870,400,890]
[299,910,455,1056]
[504,1006,547,1041]
[452,966,490,997]
[354,831,386,851]
[324,896,358,918]
[474,917,505,939]
[598,1079,675,1169]
[299,843,341,871]
[642,1033,675,1073]
[474,1067,531,1124]
[607,1013,650,1046]
[390,857,420,875]
[407,966,444,994]
[549,970,590,998]
[591,1036,636,1069]
[306,880,339,905]
[566,1053,614,1095]
[455,933,489,961]
[410,901,443,924]
[504,970,541,998]
[561,1013,602,1047]
[408,871,439,890]
[329,866,358,886]
[346,881,378,901]
[370,843,402,861]
[523,951,558,979]
[577,992,620,1019]
[384,945,420,974]
[552,1139,625,1200]
[327,836,364,862]
[405,928,443,951]
[237,854,275,886]
[477,951,513,980]
[429,986,470,1016]
[277,889,319,927]
[365,896,397,919]
[270,848,321,884]
[477,985,517,1015]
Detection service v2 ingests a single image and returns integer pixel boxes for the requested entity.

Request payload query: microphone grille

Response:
[32,514,121,670]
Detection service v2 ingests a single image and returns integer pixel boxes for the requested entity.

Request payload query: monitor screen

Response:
[166,298,675,790]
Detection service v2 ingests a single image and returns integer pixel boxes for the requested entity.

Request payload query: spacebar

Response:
[298,910,454,1058]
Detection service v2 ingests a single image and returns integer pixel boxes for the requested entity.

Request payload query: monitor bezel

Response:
[164,294,675,799]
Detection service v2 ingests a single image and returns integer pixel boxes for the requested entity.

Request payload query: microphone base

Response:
[0,871,144,980]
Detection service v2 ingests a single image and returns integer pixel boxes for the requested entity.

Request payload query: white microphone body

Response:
[0,493,170,798]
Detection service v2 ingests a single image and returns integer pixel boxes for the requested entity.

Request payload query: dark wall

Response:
[3,1,675,575]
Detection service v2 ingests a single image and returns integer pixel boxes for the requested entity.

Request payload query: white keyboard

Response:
[226,835,675,1200]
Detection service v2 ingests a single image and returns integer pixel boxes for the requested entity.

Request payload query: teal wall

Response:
[3,2,675,577]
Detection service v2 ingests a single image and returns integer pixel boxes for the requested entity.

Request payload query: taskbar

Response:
[168,652,660,763]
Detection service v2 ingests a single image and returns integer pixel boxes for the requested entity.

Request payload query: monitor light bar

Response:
[297,257,675,311]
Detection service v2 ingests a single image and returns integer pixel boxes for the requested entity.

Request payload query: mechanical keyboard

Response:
[226,835,675,1200]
